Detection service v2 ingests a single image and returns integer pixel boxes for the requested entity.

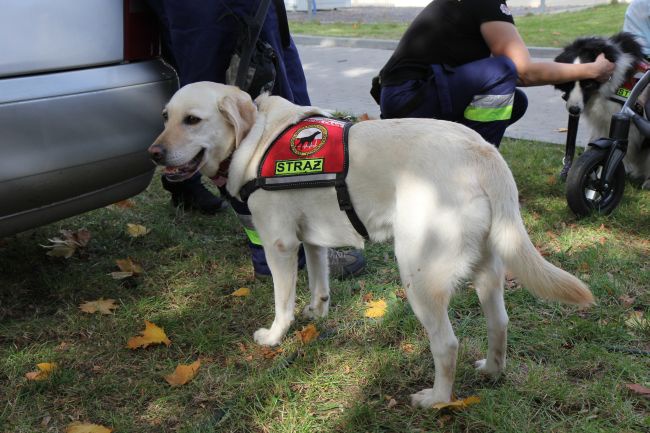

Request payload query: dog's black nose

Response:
[148,144,166,164]
[568,106,581,116]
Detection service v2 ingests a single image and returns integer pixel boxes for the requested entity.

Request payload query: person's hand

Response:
[592,53,616,83]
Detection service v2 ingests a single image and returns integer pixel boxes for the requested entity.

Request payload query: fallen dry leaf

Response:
[295,323,319,344]
[25,362,57,381]
[126,223,150,238]
[111,257,143,279]
[556,127,568,133]
[41,229,91,258]
[625,311,648,329]
[164,360,201,387]
[387,398,397,408]
[79,298,118,315]
[400,343,415,354]
[364,299,387,318]
[432,395,481,410]
[66,422,113,433]
[546,175,557,186]
[127,320,171,349]
[357,113,371,121]
[231,287,251,297]
[112,199,135,209]
[625,383,650,397]
[619,294,636,307]
[261,346,284,359]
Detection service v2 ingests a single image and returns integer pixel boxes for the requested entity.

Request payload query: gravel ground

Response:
[287,5,590,23]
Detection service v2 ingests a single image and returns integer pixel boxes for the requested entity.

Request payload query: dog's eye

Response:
[184,115,202,125]
[562,93,569,101]
[162,111,168,122]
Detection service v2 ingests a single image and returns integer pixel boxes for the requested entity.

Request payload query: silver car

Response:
[0,0,178,237]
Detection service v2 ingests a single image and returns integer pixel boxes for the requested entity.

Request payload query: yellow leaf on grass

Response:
[295,323,319,344]
[126,223,150,238]
[79,298,118,315]
[116,257,143,274]
[110,271,135,280]
[44,243,77,258]
[66,422,113,433]
[164,360,201,387]
[111,257,143,279]
[41,229,91,258]
[432,395,481,410]
[625,311,649,329]
[25,362,57,381]
[231,287,251,297]
[127,320,171,349]
[364,299,387,318]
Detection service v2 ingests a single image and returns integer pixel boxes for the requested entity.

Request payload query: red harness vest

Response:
[611,60,650,105]
[239,116,369,239]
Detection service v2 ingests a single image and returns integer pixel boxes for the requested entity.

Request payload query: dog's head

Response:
[148,82,256,181]
[554,32,644,116]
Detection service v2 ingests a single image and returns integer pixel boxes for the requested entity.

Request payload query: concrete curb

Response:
[293,34,562,58]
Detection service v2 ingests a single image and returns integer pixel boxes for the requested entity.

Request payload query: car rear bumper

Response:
[0,59,179,237]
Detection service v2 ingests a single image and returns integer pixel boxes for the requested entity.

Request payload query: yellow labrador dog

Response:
[148,82,593,407]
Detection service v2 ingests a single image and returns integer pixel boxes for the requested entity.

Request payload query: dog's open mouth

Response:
[163,148,206,182]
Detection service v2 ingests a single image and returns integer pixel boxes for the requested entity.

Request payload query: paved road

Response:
[296,43,591,145]
[287,2,611,23]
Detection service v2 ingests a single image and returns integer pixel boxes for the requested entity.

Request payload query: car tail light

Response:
[123,0,160,62]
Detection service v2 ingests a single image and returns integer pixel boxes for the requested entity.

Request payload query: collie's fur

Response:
[555,32,650,189]
[149,82,593,406]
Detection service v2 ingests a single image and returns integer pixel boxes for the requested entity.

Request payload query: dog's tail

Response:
[481,150,594,306]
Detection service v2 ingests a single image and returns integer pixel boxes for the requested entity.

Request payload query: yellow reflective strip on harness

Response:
[464,105,513,122]
[275,158,324,176]
[244,227,262,245]
[616,87,631,99]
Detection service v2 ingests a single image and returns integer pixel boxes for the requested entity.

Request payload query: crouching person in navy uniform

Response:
[376,0,616,147]
[147,0,366,279]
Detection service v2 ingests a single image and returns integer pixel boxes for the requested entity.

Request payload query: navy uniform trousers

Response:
[380,56,528,147]
[148,0,310,274]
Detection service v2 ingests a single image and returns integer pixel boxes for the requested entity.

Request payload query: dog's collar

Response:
[208,156,232,187]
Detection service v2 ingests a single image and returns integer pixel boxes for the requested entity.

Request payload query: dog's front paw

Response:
[474,359,503,377]
[253,328,283,346]
[410,388,451,408]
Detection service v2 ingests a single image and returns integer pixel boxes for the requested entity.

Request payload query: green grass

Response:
[289,4,629,47]
[1,139,649,432]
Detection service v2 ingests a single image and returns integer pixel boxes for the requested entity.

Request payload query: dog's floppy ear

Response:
[218,93,257,147]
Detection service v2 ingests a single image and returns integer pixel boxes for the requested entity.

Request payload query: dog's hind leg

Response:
[472,250,508,377]
[253,238,300,347]
[302,243,330,319]
[395,238,461,407]
[405,278,457,407]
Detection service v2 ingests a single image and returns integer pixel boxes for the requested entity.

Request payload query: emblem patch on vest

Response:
[290,124,328,156]
[259,117,348,181]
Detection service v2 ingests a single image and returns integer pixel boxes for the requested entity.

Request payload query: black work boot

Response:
[327,248,366,279]
[161,174,228,214]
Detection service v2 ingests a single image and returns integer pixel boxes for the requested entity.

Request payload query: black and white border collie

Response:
[554,32,650,189]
